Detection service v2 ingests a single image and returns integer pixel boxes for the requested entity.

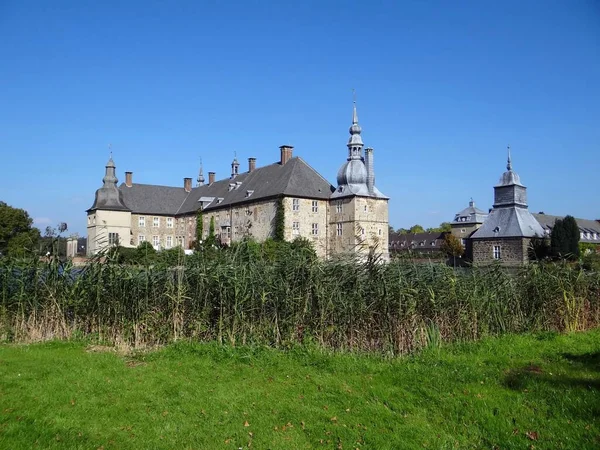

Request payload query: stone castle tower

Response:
[329,101,389,260]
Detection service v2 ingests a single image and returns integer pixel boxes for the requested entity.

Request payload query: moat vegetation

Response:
[1,238,598,350]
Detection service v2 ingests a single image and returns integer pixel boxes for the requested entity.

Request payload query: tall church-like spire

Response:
[197,158,205,186]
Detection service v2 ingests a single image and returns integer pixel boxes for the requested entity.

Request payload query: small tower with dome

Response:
[86,154,132,255]
[470,147,544,265]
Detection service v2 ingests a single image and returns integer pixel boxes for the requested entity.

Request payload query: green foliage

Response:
[440,233,464,258]
[551,216,580,260]
[195,208,204,250]
[273,196,285,241]
[135,241,158,266]
[0,331,599,449]
[529,237,550,261]
[427,222,453,233]
[0,252,598,352]
[0,201,40,257]
[409,224,425,234]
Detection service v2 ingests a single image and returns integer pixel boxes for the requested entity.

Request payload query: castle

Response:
[87,103,390,260]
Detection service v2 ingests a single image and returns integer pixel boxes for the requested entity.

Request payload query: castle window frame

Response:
[336,223,343,236]
[153,217,159,227]
[152,235,160,249]
[312,200,318,213]
[493,245,501,260]
[292,199,300,211]
[292,221,300,235]
[336,201,343,214]
[167,218,173,229]
[139,216,145,227]
[108,232,119,246]
[312,223,318,235]
[166,236,173,248]
[364,205,368,213]
[138,235,145,245]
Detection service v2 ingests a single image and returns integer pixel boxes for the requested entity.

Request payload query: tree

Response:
[0,201,40,257]
[441,233,464,268]
[551,216,580,260]
[273,197,285,241]
[426,222,452,233]
[409,224,425,234]
[195,208,204,251]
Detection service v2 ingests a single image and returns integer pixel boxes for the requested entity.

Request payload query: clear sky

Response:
[1,0,599,236]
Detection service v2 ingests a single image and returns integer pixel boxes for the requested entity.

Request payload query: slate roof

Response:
[533,213,600,243]
[453,201,488,225]
[388,231,446,252]
[117,157,335,216]
[471,207,545,239]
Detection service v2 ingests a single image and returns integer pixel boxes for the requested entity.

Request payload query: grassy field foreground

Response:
[0,331,599,449]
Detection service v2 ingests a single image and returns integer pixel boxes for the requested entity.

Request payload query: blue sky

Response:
[1,0,599,236]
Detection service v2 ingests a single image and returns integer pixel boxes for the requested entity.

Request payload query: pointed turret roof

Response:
[87,155,131,212]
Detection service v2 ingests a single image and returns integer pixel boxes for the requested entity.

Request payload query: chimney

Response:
[248,157,256,172]
[365,147,374,194]
[279,145,293,165]
[184,177,192,192]
[125,171,133,187]
[208,171,216,185]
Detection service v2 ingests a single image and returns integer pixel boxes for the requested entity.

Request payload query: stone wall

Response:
[328,197,389,260]
[472,237,531,265]
[130,213,182,250]
[86,210,132,255]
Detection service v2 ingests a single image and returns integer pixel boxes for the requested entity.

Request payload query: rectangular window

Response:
[166,236,173,248]
[292,199,300,211]
[493,245,501,260]
[153,217,159,227]
[108,232,119,246]
[167,217,173,228]
[138,235,145,245]
[152,235,160,249]
[336,223,343,236]
[139,216,145,227]
[364,205,368,213]
[336,201,343,214]
[312,223,318,235]
[311,200,318,213]
[292,222,300,235]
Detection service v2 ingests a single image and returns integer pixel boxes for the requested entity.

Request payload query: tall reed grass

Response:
[1,245,598,354]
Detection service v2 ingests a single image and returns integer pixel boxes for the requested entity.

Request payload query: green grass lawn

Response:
[0,330,599,450]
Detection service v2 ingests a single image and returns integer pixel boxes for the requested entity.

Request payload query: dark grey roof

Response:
[471,207,545,239]
[176,157,334,214]
[117,157,335,216]
[533,213,600,243]
[389,231,446,251]
[88,157,131,213]
[453,200,488,225]
[119,183,191,215]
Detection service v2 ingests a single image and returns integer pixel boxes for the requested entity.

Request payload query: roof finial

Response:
[352,88,358,125]
[109,143,113,160]
[506,145,512,171]
[197,157,205,186]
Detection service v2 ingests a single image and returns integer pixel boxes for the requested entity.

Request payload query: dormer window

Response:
[228,184,235,191]
[246,190,254,198]
[216,198,224,204]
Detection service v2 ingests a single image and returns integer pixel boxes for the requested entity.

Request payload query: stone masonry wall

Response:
[472,237,531,265]
[328,197,389,260]
[131,213,183,250]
